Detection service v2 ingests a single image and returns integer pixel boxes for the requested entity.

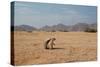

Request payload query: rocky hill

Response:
[13,23,97,32]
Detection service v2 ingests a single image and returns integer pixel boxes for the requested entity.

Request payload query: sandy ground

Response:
[12,31,97,65]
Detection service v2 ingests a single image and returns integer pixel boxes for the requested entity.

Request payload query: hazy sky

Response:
[14,1,97,28]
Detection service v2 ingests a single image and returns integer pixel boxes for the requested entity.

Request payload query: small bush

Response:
[51,30,56,32]
[27,31,33,33]
[58,29,68,32]
[84,28,97,33]
[63,30,68,32]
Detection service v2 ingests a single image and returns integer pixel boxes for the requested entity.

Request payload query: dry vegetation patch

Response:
[13,31,97,65]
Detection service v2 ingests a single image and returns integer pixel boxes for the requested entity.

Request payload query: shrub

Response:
[51,30,56,32]
[58,29,68,32]
[63,30,68,32]
[27,31,33,33]
[84,28,97,33]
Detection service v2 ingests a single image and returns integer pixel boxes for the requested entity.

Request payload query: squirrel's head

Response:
[52,38,56,41]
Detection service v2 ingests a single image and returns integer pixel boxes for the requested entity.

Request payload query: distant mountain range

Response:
[14,25,37,31]
[13,23,97,32]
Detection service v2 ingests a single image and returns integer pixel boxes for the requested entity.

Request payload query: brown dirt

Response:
[13,31,97,65]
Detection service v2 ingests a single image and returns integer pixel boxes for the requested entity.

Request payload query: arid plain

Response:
[13,31,97,65]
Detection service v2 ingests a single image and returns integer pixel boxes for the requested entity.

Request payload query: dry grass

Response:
[13,31,97,65]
